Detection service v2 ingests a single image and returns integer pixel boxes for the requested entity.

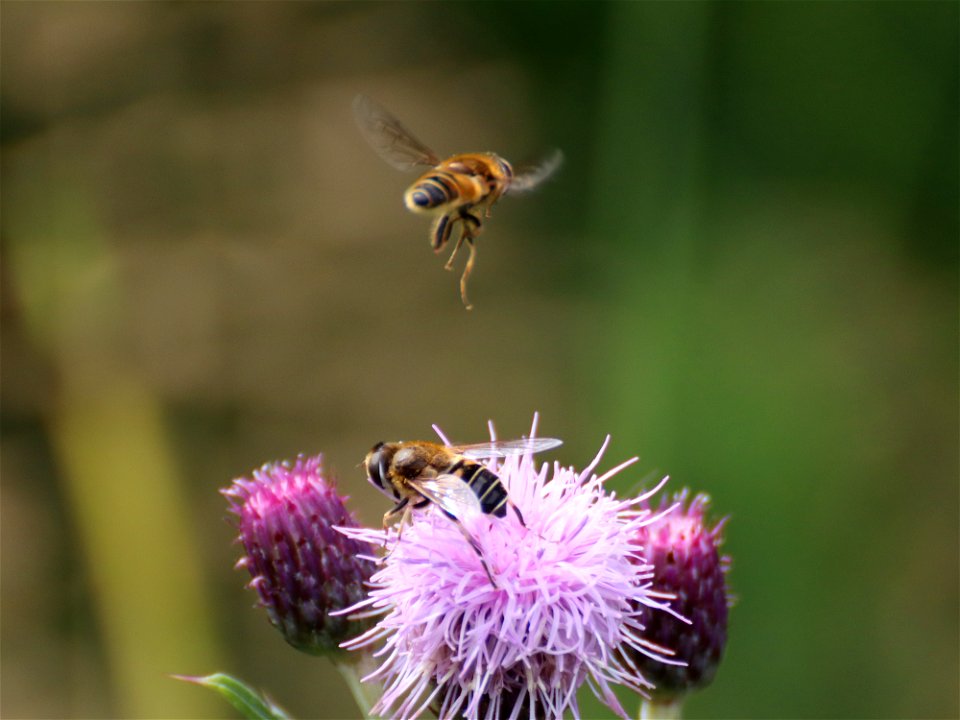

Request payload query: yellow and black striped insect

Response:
[364,437,563,585]
[353,94,562,310]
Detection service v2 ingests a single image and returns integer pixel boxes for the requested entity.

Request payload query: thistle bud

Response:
[632,490,732,701]
[223,454,375,655]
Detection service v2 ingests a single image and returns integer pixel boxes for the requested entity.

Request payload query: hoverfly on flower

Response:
[363,437,562,585]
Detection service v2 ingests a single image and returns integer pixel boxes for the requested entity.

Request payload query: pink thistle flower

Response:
[222,454,375,655]
[337,419,680,720]
[629,490,732,702]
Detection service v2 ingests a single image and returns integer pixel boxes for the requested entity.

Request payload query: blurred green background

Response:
[2,2,957,718]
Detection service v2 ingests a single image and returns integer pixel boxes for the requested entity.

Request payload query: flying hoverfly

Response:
[363,436,563,585]
[353,94,562,310]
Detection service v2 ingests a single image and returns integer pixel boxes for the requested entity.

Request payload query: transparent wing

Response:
[412,474,483,519]
[509,148,564,192]
[454,437,563,460]
[353,94,441,171]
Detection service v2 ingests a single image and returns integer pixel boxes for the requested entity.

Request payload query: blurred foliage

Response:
[1,2,956,719]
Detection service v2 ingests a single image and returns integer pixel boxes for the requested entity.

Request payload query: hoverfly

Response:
[353,94,563,310]
[364,436,563,585]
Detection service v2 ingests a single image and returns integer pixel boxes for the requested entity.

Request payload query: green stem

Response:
[333,654,382,720]
[639,697,684,720]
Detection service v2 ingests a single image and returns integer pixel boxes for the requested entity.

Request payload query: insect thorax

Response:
[392,445,433,478]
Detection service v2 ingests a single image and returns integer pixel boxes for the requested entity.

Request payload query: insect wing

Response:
[510,148,564,193]
[455,437,563,460]
[353,94,440,171]
[412,474,483,520]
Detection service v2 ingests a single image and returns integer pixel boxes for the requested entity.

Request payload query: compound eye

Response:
[366,444,386,488]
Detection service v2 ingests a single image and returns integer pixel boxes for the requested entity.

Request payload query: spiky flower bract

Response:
[630,490,731,702]
[338,420,679,720]
[223,454,375,655]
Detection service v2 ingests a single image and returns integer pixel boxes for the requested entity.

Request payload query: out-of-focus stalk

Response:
[5,172,222,717]
[333,655,381,720]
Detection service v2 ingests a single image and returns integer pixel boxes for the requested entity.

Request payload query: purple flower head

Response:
[223,454,375,655]
[338,418,680,720]
[629,490,732,700]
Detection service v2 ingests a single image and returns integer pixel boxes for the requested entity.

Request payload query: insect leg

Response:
[379,498,410,562]
[443,228,467,270]
[458,238,477,311]
[394,498,430,542]
[461,208,483,235]
[382,499,429,564]
[509,501,526,527]
[446,517,497,588]
[382,496,410,529]
[430,213,455,252]
[443,209,482,269]
[481,189,503,218]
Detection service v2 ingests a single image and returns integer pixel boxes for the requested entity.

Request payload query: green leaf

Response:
[171,673,291,720]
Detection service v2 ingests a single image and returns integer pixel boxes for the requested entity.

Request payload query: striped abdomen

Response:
[404,171,486,214]
[403,154,512,215]
[405,172,462,212]
[447,458,509,517]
